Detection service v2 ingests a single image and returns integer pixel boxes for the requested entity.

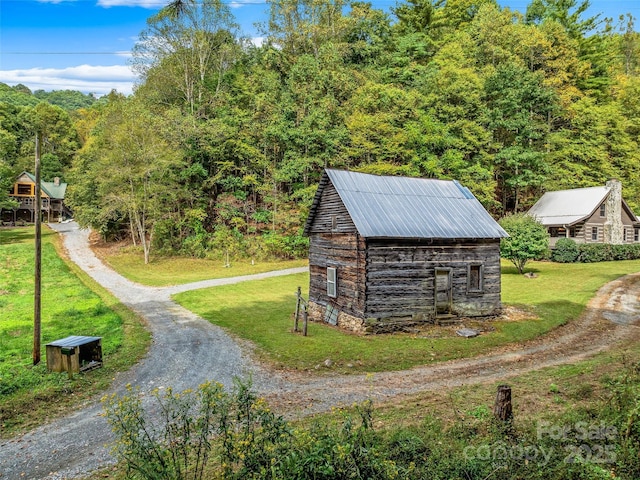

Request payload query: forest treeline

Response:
[2,0,640,263]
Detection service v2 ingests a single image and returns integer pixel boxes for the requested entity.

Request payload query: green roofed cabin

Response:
[303,169,508,333]
[2,171,70,224]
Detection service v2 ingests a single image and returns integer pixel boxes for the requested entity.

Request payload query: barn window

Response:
[467,264,483,293]
[327,267,337,298]
[331,215,338,231]
[600,204,606,217]
[591,226,599,241]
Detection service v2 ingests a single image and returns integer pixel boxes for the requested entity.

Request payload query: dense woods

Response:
[2,0,640,262]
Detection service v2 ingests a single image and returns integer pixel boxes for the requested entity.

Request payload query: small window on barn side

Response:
[468,264,483,293]
[600,204,606,217]
[591,226,599,241]
[327,267,337,298]
[331,215,338,231]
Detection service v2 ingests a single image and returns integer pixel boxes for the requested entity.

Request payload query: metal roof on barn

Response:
[305,169,508,239]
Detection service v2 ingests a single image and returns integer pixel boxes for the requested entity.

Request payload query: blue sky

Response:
[1,0,639,97]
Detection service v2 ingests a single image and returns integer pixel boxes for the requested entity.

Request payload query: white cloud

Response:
[97,0,159,8]
[0,65,137,96]
[229,0,261,8]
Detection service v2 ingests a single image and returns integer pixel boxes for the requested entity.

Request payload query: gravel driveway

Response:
[1,221,639,479]
[0,223,296,479]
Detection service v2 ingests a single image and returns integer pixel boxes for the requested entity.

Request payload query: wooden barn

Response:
[303,169,508,333]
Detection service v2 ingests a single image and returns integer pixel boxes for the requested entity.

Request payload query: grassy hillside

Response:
[0,227,149,437]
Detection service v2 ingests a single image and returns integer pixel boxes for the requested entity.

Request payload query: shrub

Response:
[261,232,309,259]
[103,379,291,480]
[552,238,579,263]
[499,214,549,274]
[103,380,398,480]
[577,243,640,263]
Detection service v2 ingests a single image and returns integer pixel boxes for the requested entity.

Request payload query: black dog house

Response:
[46,336,103,373]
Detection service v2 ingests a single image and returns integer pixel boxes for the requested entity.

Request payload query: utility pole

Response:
[33,132,42,366]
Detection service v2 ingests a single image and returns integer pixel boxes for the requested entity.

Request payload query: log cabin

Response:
[528,179,640,248]
[303,169,508,333]
[1,172,70,224]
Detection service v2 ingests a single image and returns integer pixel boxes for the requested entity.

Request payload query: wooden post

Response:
[302,306,308,337]
[33,132,42,366]
[66,352,73,380]
[493,385,513,423]
[294,287,301,332]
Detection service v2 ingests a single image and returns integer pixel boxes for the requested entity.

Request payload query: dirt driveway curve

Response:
[1,221,639,479]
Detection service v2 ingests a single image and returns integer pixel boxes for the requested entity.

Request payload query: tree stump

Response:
[493,384,513,423]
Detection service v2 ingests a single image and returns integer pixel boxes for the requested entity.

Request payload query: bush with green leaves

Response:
[601,360,640,478]
[499,213,549,274]
[103,379,290,480]
[577,244,640,263]
[103,380,399,480]
[278,401,401,479]
[552,238,579,263]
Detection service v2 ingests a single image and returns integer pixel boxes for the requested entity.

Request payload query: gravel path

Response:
[0,223,295,479]
[1,221,639,479]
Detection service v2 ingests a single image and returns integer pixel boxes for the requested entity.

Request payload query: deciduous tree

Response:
[499,213,549,274]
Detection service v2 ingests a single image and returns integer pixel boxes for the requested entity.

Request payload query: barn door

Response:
[434,269,452,315]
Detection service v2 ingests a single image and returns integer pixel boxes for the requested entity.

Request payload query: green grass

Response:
[173,259,640,373]
[101,249,308,286]
[0,227,150,437]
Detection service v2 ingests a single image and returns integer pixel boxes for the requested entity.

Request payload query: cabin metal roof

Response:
[528,185,639,226]
[22,172,67,199]
[305,169,508,239]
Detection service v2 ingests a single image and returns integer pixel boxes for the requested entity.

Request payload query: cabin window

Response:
[591,226,599,241]
[17,184,31,195]
[624,229,628,242]
[467,264,483,293]
[569,227,576,238]
[331,215,338,231]
[600,204,606,217]
[635,228,639,242]
[550,227,567,238]
[327,267,337,298]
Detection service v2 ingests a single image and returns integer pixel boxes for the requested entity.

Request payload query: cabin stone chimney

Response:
[54,177,60,186]
[604,179,623,244]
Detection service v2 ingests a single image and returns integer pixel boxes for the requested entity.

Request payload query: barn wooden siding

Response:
[307,182,366,320]
[309,233,366,319]
[305,170,506,332]
[364,240,502,321]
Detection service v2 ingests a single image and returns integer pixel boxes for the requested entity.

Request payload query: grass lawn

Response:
[0,227,149,437]
[99,248,308,287]
[173,259,640,373]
